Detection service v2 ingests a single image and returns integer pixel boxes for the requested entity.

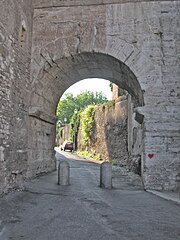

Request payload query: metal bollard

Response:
[100,162,112,189]
[58,161,70,186]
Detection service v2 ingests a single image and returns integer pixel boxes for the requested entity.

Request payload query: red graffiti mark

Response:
[148,154,154,159]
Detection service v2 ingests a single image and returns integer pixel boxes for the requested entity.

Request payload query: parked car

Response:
[60,141,74,152]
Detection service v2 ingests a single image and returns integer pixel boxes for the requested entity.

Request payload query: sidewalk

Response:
[147,190,180,205]
[73,149,180,205]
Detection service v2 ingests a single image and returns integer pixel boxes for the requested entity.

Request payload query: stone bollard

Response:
[100,162,112,189]
[58,161,70,186]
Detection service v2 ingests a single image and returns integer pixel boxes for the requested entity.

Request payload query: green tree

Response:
[56,90,107,128]
[80,105,96,146]
[56,93,77,127]
[76,91,107,109]
[109,82,113,92]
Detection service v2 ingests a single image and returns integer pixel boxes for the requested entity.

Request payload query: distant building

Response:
[112,84,120,100]
[112,84,127,100]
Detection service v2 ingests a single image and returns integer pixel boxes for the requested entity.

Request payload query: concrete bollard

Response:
[58,161,70,186]
[100,162,112,189]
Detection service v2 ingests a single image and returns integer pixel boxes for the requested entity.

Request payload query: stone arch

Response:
[28,50,147,184]
[30,36,160,117]
[30,51,145,109]
[29,0,173,187]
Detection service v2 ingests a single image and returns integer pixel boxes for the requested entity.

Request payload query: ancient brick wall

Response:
[77,97,129,167]
[0,0,33,194]
[112,84,119,100]
[77,96,143,175]
[30,1,180,191]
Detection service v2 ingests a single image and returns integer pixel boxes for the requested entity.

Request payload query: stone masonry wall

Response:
[32,0,176,8]
[30,1,180,190]
[0,0,33,194]
[112,84,120,100]
[77,97,129,166]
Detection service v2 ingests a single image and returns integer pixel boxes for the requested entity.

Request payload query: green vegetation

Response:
[56,91,107,127]
[109,81,127,96]
[56,93,76,128]
[102,99,115,109]
[76,150,102,161]
[70,110,81,141]
[109,82,113,92]
[80,105,96,146]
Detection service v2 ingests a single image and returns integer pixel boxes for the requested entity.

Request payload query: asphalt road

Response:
[0,150,180,240]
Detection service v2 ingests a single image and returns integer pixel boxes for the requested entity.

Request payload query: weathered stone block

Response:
[100,162,112,189]
[58,161,70,186]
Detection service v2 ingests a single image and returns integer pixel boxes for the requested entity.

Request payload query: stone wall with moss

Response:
[77,97,129,167]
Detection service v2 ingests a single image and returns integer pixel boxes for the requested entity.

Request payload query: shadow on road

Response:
[55,147,143,191]
[0,149,180,240]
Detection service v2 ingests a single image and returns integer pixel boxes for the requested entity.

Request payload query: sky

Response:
[63,78,112,100]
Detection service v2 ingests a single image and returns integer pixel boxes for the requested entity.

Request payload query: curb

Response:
[147,190,180,205]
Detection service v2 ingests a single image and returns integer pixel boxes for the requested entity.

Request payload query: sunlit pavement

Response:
[0,149,180,240]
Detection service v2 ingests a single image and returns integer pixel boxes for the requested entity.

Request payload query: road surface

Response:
[0,150,180,240]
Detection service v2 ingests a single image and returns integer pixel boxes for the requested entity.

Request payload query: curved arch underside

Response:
[31,52,144,113]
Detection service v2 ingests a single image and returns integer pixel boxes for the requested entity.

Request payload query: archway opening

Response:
[55,76,142,175]
[28,52,144,179]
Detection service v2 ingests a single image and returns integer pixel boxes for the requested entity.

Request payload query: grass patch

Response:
[76,150,102,161]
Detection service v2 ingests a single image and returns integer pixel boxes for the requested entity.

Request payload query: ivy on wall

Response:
[80,105,96,146]
[69,105,96,148]
[70,110,81,141]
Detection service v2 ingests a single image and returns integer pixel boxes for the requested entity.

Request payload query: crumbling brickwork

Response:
[78,97,129,166]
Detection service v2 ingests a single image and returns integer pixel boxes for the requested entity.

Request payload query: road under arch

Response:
[28,51,144,182]
[1,0,179,194]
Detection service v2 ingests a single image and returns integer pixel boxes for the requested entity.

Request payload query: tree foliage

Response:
[109,82,113,92]
[80,105,96,146]
[56,90,107,127]
[70,110,81,141]
[56,93,77,127]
